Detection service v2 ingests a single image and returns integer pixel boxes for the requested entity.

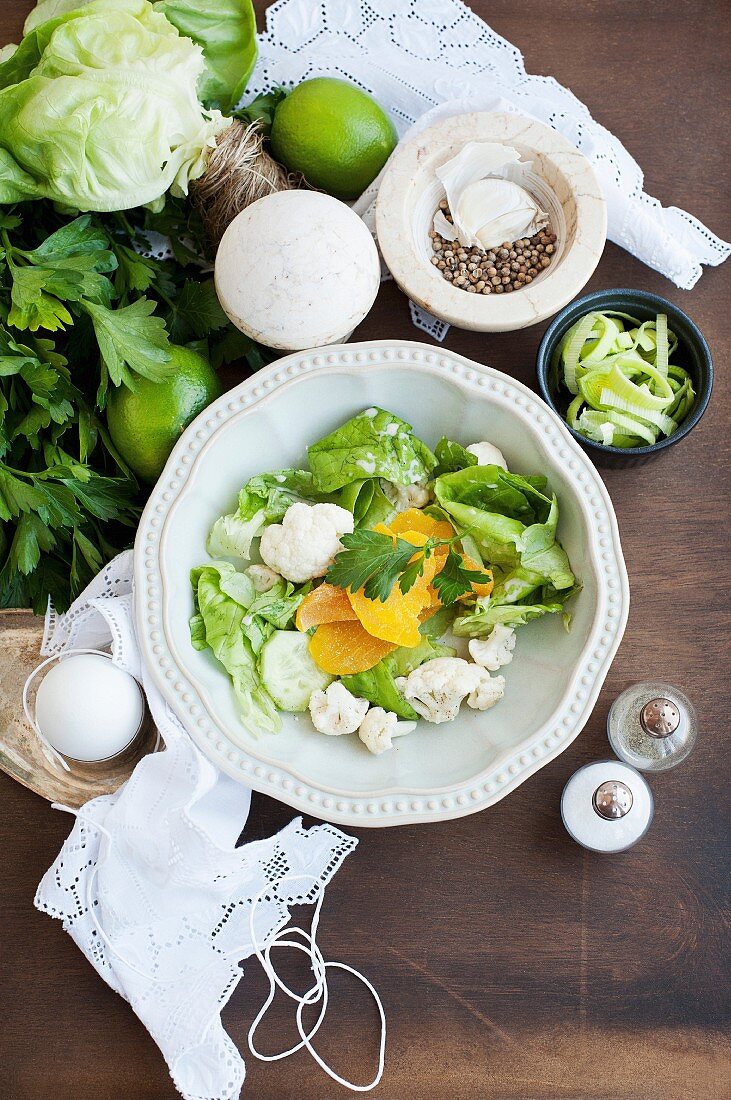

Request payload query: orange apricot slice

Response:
[295,583,358,632]
[348,583,425,647]
[347,527,438,647]
[372,521,396,542]
[389,508,453,540]
[308,620,397,675]
[459,554,494,599]
[345,524,448,646]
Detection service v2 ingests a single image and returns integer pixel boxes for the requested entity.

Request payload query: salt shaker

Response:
[607,681,698,772]
[561,760,653,853]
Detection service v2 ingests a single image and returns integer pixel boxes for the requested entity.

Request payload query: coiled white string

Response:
[246,874,386,1091]
[52,805,386,1093]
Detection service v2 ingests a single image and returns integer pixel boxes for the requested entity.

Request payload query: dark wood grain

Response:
[1,1,729,1097]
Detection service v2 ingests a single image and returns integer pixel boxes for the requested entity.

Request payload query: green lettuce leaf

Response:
[0,0,230,211]
[190,561,279,734]
[154,0,257,112]
[206,469,331,560]
[337,478,374,523]
[435,466,574,584]
[22,0,258,113]
[341,662,417,720]
[189,612,207,650]
[24,0,88,35]
[243,468,330,521]
[487,565,545,606]
[308,407,436,493]
[518,497,575,591]
[453,585,581,636]
[358,479,396,529]
[341,638,454,720]
[418,603,458,640]
[434,464,577,625]
[432,436,478,476]
[435,465,550,525]
[248,578,309,630]
[241,576,310,653]
[206,507,265,560]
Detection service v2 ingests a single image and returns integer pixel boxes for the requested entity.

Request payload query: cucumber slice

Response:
[259,630,333,712]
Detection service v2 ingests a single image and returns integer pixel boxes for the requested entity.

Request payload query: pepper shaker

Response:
[607,681,698,772]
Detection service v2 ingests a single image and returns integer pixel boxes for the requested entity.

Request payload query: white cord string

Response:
[51,807,386,1093]
[246,874,387,1092]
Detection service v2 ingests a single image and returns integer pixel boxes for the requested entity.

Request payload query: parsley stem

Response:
[1,229,19,265]
[113,212,137,238]
[0,460,34,479]
[155,286,177,312]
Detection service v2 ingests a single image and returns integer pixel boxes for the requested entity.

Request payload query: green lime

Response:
[270,77,397,200]
[106,345,221,482]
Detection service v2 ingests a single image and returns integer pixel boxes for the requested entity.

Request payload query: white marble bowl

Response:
[376,113,607,332]
[135,341,629,828]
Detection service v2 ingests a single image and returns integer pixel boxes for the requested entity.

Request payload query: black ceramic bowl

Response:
[536,289,713,467]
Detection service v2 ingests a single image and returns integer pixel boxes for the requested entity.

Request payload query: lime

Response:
[106,345,221,482]
[270,77,397,200]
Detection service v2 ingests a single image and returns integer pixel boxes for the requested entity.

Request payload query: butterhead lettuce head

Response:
[0,0,233,211]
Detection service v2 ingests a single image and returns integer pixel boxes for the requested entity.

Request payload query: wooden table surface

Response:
[1,1,729,1097]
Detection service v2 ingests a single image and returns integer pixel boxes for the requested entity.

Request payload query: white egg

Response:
[214,190,381,351]
[35,654,144,762]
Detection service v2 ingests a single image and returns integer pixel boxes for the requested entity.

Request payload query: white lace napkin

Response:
[251,0,730,341]
[34,551,365,1100]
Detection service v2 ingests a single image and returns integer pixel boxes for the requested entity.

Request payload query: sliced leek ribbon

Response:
[557,309,695,449]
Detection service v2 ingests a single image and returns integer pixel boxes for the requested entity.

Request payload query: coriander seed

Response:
[429,202,556,295]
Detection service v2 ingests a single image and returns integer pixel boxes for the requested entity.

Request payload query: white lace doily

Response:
[248,0,729,341]
[35,550,360,1100]
[142,0,728,343]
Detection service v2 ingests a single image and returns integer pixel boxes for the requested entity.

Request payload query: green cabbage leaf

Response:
[0,0,235,211]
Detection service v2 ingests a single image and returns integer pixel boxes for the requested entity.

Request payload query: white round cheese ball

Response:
[214,191,381,351]
[35,653,145,762]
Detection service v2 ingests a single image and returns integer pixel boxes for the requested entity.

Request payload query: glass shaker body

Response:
[607,681,697,773]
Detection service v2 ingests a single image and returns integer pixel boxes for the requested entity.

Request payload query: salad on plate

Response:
[190,408,579,754]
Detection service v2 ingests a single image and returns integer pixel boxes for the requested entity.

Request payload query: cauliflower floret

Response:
[468,624,516,671]
[395,657,484,724]
[382,480,433,511]
[259,502,354,583]
[358,708,416,755]
[247,564,281,593]
[466,441,508,470]
[466,669,506,711]
[309,682,369,736]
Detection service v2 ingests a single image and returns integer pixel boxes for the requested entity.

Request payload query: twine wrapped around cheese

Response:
[191,120,302,252]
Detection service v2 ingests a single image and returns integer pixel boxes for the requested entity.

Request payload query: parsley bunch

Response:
[326,529,492,606]
[0,200,269,613]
